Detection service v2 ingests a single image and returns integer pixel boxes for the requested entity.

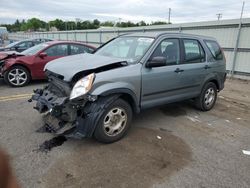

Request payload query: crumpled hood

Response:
[0,51,23,61]
[45,53,127,81]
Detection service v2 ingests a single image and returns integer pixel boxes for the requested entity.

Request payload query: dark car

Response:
[0,41,95,86]
[31,32,227,143]
[0,38,53,52]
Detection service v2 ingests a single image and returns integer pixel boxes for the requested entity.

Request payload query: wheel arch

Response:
[208,79,219,90]
[202,74,221,91]
[6,63,31,77]
[99,88,140,113]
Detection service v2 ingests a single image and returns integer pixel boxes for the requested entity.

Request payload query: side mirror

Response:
[39,52,47,58]
[146,56,167,68]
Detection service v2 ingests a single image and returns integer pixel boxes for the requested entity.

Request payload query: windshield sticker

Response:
[137,38,154,43]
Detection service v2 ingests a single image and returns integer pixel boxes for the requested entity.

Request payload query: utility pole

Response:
[168,8,171,24]
[216,13,222,20]
[230,1,245,77]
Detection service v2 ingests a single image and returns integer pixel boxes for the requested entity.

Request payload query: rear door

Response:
[33,44,69,78]
[176,38,208,96]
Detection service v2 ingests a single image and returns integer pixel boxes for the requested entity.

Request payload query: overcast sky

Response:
[0,0,250,24]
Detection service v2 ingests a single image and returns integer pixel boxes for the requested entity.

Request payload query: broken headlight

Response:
[70,73,95,100]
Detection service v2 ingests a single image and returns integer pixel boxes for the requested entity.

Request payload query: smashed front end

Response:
[0,59,5,77]
[30,53,129,139]
[0,52,24,77]
[30,71,99,139]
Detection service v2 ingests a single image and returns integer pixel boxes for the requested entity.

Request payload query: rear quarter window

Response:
[204,40,223,60]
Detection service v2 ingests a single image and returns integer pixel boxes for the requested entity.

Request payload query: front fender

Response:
[91,82,136,95]
[2,59,27,73]
[90,82,140,112]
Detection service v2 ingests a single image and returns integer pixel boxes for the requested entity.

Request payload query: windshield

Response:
[21,43,49,56]
[95,36,154,63]
[5,41,19,48]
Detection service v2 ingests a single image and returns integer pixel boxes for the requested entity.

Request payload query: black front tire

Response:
[94,98,133,143]
[4,66,31,87]
[195,82,217,111]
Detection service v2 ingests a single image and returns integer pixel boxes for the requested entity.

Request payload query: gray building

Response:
[8,18,250,77]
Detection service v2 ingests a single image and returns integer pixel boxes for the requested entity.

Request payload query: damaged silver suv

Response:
[31,32,226,143]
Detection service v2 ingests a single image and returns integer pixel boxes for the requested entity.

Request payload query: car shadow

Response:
[40,127,192,188]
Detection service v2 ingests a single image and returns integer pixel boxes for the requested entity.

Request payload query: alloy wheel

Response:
[8,68,27,86]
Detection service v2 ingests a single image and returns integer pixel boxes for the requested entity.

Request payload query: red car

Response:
[0,41,95,87]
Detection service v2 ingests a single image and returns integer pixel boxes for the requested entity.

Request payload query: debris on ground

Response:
[157,135,162,140]
[242,150,250,156]
[186,116,201,123]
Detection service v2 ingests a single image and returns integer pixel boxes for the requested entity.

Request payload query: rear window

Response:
[205,40,223,60]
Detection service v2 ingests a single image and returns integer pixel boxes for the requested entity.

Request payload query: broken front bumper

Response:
[31,87,91,139]
[0,60,5,77]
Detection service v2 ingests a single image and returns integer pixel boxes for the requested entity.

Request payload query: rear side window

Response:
[45,44,68,56]
[205,40,223,60]
[70,44,87,55]
[183,39,205,63]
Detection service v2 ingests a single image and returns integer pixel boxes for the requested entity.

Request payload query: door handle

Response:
[204,65,211,69]
[174,68,184,73]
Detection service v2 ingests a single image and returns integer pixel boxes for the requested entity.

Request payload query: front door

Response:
[141,38,184,109]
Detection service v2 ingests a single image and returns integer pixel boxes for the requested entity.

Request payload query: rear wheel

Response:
[4,66,31,87]
[94,98,133,143]
[195,82,217,111]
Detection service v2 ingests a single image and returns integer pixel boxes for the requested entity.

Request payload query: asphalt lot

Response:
[0,78,250,188]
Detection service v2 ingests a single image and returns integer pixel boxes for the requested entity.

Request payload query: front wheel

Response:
[94,99,133,143]
[195,82,217,111]
[4,66,31,87]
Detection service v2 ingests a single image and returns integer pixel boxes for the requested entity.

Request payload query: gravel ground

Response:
[0,78,249,188]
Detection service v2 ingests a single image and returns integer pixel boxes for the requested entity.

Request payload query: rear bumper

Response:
[220,73,227,90]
